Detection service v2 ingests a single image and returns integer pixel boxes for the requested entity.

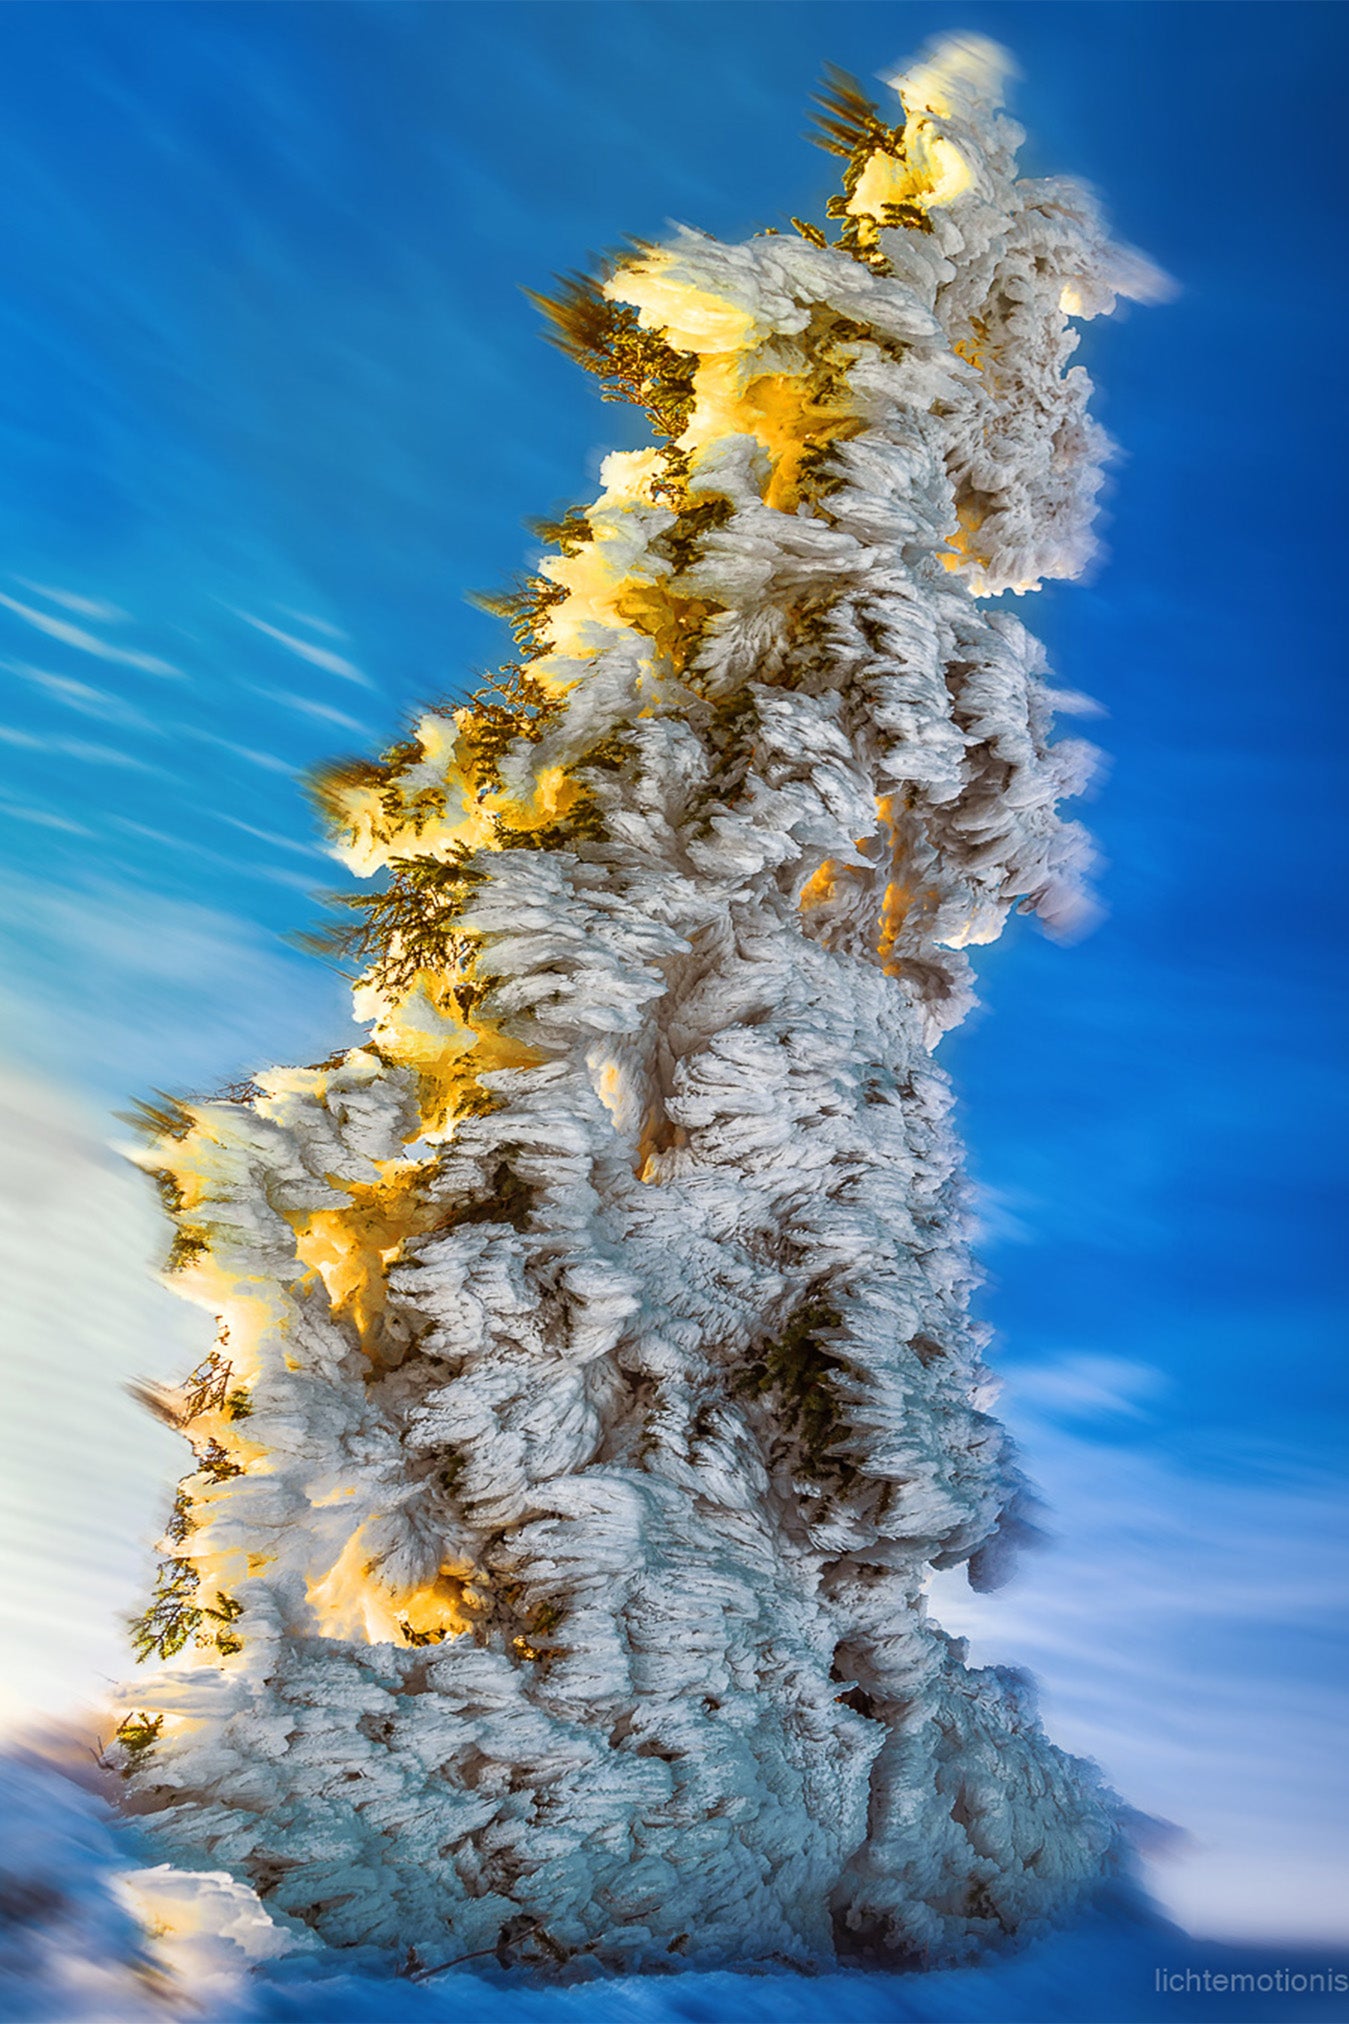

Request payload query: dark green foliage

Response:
[910,1333,948,1369]
[118,1093,195,1143]
[530,273,699,443]
[307,854,480,995]
[574,730,632,776]
[470,575,569,663]
[113,1711,163,1763]
[464,661,564,787]
[491,1584,565,1668]
[165,1488,194,1546]
[398,1621,447,1648]
[809,67,934,264]
[139,1171,210,1275]
[684,691,761,819]
[165,1225,210,1274]
[129,1557,203,1662]
[206,1593,244,1658]
[130,1110,212,1281]
[130,1555,244,1663]
[195,1439,243,1483]
[962,1879,1009,1931]
[130,1342,251,1666]
[810,66,895,166]
[498,793,607,854]
[736,1300,851,1475]
[147,1168,185,1220]
[463,1158,534,1233]
[529,273,699,504]
[307,745,448,851]
[824,189,931,241]
[527,505,594,556]
[650,495,734,576]
[180,1350,234,1422]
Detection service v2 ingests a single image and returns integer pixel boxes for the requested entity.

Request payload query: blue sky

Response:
[0,0,1345,1946]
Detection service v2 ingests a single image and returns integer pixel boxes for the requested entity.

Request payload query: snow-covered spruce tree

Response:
[117,40,1157,1976]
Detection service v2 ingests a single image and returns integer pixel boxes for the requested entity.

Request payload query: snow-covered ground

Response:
[4,1754,1346,2024]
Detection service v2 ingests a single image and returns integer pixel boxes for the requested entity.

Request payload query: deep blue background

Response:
[0,0,1344,1943]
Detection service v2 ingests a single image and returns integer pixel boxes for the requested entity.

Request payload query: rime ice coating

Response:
[118,40,1158,1975]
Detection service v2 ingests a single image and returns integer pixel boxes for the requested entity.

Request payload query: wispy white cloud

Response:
[1010,1351,1168,1423]
[12,580,130,625]
[252,865,323,893]
[214,814,324,860]
[234,609,370,687]
[51,740,159,773]
[252,685,370,734]
[177,725,294,775]
[0,871,351,1104]
[0,721,159,772]
[277,608,348,642]
[108,816,190,851]
[109,816,323,893]
[0,799,92,836]
[6,661,157,732]
[931,1396,1349,1944]
[0,592,181,678]
[965,1180,1037,1249]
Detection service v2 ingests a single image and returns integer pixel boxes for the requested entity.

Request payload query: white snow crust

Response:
[107,37,1163,1982]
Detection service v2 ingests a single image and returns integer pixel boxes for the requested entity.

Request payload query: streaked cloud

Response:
[104,817,321,898]
[233,608,370,686]
[51,740,159,773]
[6,661,157,731]
[12,579,130,624]
[0,871,353,1106]
[0,591,182,677]
[1010,1351,1168,1422]
[0,720,160,772]
[177,724,295,775]
[108,813,316,885]
[252,684,371,733]
[214,813,324,859]
[277,608,349,641]
[932,1402,1349,1943]
[0,799,92,836]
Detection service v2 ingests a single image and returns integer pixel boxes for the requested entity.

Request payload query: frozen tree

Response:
[115,38,1160,1977]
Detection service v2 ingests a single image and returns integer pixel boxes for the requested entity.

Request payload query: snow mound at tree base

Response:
[4,1756,1345,2024]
